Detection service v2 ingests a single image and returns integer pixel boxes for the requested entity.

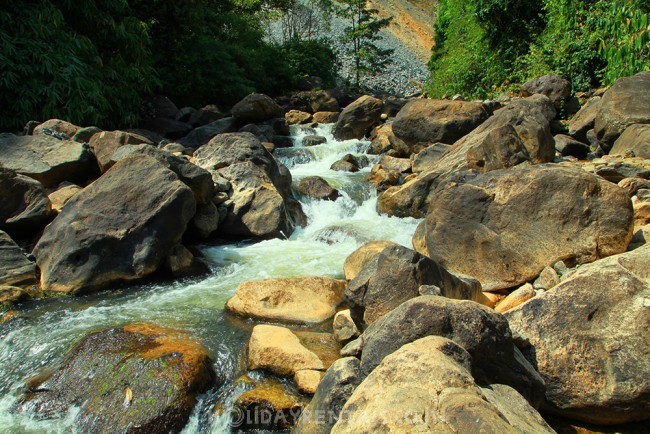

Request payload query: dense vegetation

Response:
[0,0,337,131]
[427,0,650,99]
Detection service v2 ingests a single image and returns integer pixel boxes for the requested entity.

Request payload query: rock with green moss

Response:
[16,324,217,433]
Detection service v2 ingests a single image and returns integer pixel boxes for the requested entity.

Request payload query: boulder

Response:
[33,155,196,295]
[505,245,650,425]
[413,164,634,291]
[295,370,325,395]
[290,90,339,113]
[533,266,561,290]
[302,135,327,147]
[247,325,324,376]
[392,99,489,147]
[333,95,384,140]
[292,357,362,434]
[175,106,196,122]
[554,134,590,159]
[595,71,650,146]
[233,377,304,430]
[357,296,546,405]
[595,163,650,184]
[610,124,650,158]
[569,96,602,142]
[190,202,220,239]
[33,119,80,137]
[286,110,313,125]
[330,154,367,172]
[193,133,298,238]
[343,240,398,281]
[313,111,340,124]
[332,337,553,433]
[141,95,179,120]
[628,223,650,250]
[379,95,556,218]
[89,130,152,172]
[332,310,360,343]
[239,123,276,142]
[0,168,53,237]
[0,285,30,306]
[0,133,96,187]
[177,117,238,149]
[369,123,410,156]
[140,118,192,140]
[618,177,650,197]
[165,244,208,278]
[232,93,283,123]
[521,74,571,107]
[494,284,536,313]
[188,104,223,127]
[635,200,650,231]
[297,176,339,201]
[72,126,102,143]
[48,184,83,213]
[16,324,216,433]
[346,244,485,326]
[411,143,452,173]
[0,230,37,288]
[226,276,345,324]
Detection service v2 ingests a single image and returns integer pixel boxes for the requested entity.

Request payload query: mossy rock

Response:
[16,323,217,433]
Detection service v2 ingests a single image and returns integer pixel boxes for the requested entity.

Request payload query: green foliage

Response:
[0,1,156,131]
[427,0,650,99]
[336,0,393,88]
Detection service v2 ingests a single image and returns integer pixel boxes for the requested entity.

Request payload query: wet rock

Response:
[358,296,545,405]
[333,95,384,140]
[177,117,238,149]
[248,325,324,376]
[166,244,208,278]
[193,132,298,238]
[0,285,30,306]
[33,119,80,138]
[48,183,83,213]
[313,111,340,124]
[333,310,360,343]
[0,230,36,288]
[610,124,650,159]
[295,370,324,395]
[0,168,53,237]
[0,133,96,187]
[16,324,216,433]
[554,134,590,159]
[232,93,284,123]
[505,245,650,425]
[302,135,327,147]
[233,377,304,430]
[286,110,313,125]
[330,154,366,172]
[413,164,634,291]
[297,176,339,201]
[292,357,362,434]
[332,336,553,433]
[379,95,556,218]
[411,143,451,173]
[346,244,485,327]
[521,74,571,108]
[595,71,650,146]
[226,276,345,324]
[495,284,536,313]
[33,155,196,295]
[568,96,602,142]
[392,99,489,147]
[293,331,341,370]
[343,240,398,281]
[89,130,152,172]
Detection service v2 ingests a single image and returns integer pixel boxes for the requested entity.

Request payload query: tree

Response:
[336,0,393,88]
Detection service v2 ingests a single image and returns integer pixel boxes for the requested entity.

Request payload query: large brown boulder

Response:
[290,90,339,113]
[193,133,299,238]
[232,93,283,123]
[356,296,545,405]
[89,130,152,173]
[33,119,80,137]
[343,240,398,281]
[0,168,53,237]
[610,123,650,159]
[331,337,554,433]
[225,276,346,324]
[345,244,485,327]
[0,230,37,288]
[506,245,650,425]
[595,71,650,146]
[297,176,340,201]
[16,324,216,433]
[0,133,95,187]
[177,117,238,149]
[521,74,571,107]
[392,99,489,147]
[333,95,384,140]
[568,96,602,142]
[378,95,556,218]
[413,164,634,291]
[33,155,196,295]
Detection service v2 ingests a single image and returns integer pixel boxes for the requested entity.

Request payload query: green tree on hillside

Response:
[336,0,393,88]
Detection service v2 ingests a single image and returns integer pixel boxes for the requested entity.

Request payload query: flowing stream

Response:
[0,124,421,433]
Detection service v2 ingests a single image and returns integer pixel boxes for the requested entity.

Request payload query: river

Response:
[0,124,421,433]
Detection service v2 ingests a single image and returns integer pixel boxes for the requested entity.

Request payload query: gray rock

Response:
[302,135,327,147]
[0,230,37,288]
